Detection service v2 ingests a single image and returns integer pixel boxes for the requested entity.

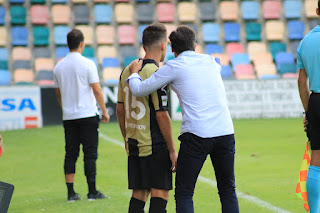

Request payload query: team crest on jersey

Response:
[161,96,168,107]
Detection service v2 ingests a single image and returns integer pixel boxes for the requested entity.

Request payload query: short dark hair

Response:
[142,23,167,48]
[318,0,320,10]
[67,29,84,51]
[169,26,195,54]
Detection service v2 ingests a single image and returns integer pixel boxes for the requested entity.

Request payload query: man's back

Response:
[54,52,99,120]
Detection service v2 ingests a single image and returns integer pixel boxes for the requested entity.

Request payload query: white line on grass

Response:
[99,133,292,213]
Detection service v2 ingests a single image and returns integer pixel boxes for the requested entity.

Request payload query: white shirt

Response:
[53,52,99,120]
[127,51,234,138]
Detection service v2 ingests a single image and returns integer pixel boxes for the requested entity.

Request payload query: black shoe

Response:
[67,193,81,202]
[87,191,108,201]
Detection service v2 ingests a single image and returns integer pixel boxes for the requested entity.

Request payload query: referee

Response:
[53,29,110,201]
[128,26,239,213]
[297,2,320,212]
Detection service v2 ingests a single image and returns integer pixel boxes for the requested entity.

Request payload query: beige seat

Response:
[12,47,31,60]
[247,42,267,59]
[96,25,114,45]
[252,53,273,67]
[35,58,54,72]
[178,2,196,22]
[255,63,277,78]
[71,0,87,3]
[52,5,70,24]
[94,0,109,2]
[212,54,229,66]
[0,27,6,46]
[164,24,177,42]
[75,25,93,45]
[305,0,318,18]
[220,1,239,21]
[14,69,34,84]
[103,67,122,83]
[265,20,284,41]
[115,4,133,24]
[97,46,117,64]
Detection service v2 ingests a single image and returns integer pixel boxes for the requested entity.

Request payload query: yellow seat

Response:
[247,42,267,59]
[35,58,54,72]
[255,63,277,78]
[52,5,70,24]
[0,27,6,46]
[12,47,31,60]
[97,46,117,64]
[178,2,196,22]
[115,4,133,24]
[14,69,34,84]
[96,25,114,45]
[305,0,318,18]
[220,1,239,21]
[265,20,284,41]
[75,25,93,45]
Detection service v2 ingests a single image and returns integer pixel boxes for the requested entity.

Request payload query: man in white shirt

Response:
[127,26,239,213]
[53,29,110,202]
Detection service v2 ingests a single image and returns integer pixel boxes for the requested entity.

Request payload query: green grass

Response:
[0,118,307,213]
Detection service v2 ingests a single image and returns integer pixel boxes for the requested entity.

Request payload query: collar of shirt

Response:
[142,59,159,69]
[67,52,81,57]
[177,50,196,58]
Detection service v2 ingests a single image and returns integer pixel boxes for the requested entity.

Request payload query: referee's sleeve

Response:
[296,41,305,70]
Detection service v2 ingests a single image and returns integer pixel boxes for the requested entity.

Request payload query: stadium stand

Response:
[56,47,69,60]
[212,54,229,66]
[31,5,49,24]
[52,5,70,24]
[275,52,295,70]
[288,20,305,40]
[35,58,54,72]
[178,2,197,22]
[137,4,154,23]
[220,66,232,79]
[252,53,273,68]
[96,25,114,45]
[94,5,112,24]
[10,6,26,25]
[83,47,95,58]
[245,22,261,41]
[33,26,49,46]
[305,0,318,18]
[235,64,256,80]
[0,7,5,25]
[13,60,31,70]
[205,44,223,55]
[157,3,175,22]
[247,42,268,59]
[226,43,244,60]
[118,25,136,44]
[224,23,240,42]
[0,71,11,85]
[291,40,300,58]
[139,25,147,43]
[74,5,90,24]
[115,4,134,23]
[263,0,281,19]
[284,0,302,18]
[97,46,117,63]
[220,1,238,21]
[76,25,93,45]
[266,20,284,41]
[203,23,220,43]
[34,47,51,59]
[241,1,259,20]
[14,69,34,84]
[54,26,71,45]
[256,64,278,79]
[309,19,318,29]
[11,27,28,46]
[232,53,250,68]
[0,27,6,46]
[270,42,287,59]
[199,3,216,21]
[9,0,25,3]
[12,47,31,61]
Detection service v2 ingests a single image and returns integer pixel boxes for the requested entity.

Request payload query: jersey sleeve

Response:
[296,41,305,70]
[151,84,169,111]
[88,61,100,84]
[117,73,124,103]
[53,68,59,88]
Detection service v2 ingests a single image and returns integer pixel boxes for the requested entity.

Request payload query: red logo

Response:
[25,117,38,129]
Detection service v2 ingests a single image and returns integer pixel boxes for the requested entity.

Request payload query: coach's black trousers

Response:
[175,133,239,213]
[63,115,99,183]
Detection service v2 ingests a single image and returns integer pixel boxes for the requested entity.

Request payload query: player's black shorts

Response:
[128,148,172,190]
[307,92,320,150]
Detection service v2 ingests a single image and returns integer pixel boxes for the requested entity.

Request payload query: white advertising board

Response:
[171,79,304,120]
[0,86,42,131]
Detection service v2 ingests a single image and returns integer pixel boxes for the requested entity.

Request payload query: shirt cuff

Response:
[125,73,141,83]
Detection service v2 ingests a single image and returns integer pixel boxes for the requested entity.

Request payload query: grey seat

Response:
[120,45,138,58]
[34,47,51,58]
[36,70,54,80]
[137,4,154,23]
[290,41,300,59]
[13,60,31,69]
[200,3,216,21]
[74,5,90,24]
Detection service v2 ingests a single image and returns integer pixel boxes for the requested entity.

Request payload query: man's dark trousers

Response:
[175,133,239,213]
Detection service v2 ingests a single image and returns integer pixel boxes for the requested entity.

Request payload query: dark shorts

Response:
[128,149,172,190]
[307,93,320,150]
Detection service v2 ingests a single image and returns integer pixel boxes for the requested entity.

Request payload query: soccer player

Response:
[297,2,320,212]
[117,23,177,213]
[128,26,239,213]
[53,29,110,202]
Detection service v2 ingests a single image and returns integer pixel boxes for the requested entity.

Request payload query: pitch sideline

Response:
[99,133,292,213]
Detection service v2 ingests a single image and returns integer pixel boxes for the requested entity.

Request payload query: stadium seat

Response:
[252,53,273,67]
[35,58,54,72]
[54,26,71,45]
[226,43,244,60]
[0,27,6,46]
[235,64,256,80]
[202,23,220,43]
[94,0,109,2]
[31,0,46,3]
[284,0,302,18]
[283,73,298,78]
[164,44,174,62]
[270,42,287,59]
[94,5,112,24]
[97,46,117,63]
[137,4,154,23]
[71,0,87,3]
[10,6,26,25]
[83,46,95,58]
[205,44,223,55]
[31,5,48,24]
[76,25,93,45]
[14,69,34,84]
[247,42,267,59]
[0,60,8,70]
[255,63,277,79]
[288,21,305,40]
[220,66,232,79]
[74,5,90,24]
[245,22,261,41]
[122,56,139,68]
[279,63,296,75]
[103,67,122,85]
[164,24,177,42]
[139,25,147,43]
[305,0,318,18]
[51,0,66,3]
[102,58,120,68]
[120,45,138,58]
[263,0,281,19]
[13,60,31,70]
[136,0,150,2]
[241,1,259,20]
[0,48,8,60]
[9,0,24,3]
[33,26,49,46]
[291,40,300,59]
[231,53,250,68]
[157,3,175,23]
[56,46,69,60]
[224,23,240,42]
[220,1,238,21]
[0,70,11,85]
[212,54,229,66]
[309,19,318,30]
[34,47,51,58]
[52,5,70,24]
[118,25,136,45]
[96,25,114,45]
[115,4,133,24]
[11,27,28,46]
[266,20,284,41]
[275,52,295,70]
[186,24,198,35]
[36,71,54,81]
[178,2,196,22]
[0,7,5,25]
[200,3,216,21]
[12,47,31,60]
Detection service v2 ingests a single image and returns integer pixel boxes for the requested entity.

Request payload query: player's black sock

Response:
[129,197,145,213]
[66,183,75,195]
[149,197,167,213]
[88,181,97,194]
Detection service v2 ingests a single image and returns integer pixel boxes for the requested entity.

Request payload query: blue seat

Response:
[0,7,5,25]
[9,0,25,3]
[290,40,300,59]
[94,5,112,24]
[164,45,175,62]
[221,66,232,79]
[11,27,28,46]
[0,60,8,70]
[83,47,95,58]
[260,75,278,79]
[288,20,305,40]
[122,56,139,68]
[245,22,261,41]
[232,53,250,67]
[200,3,216,21]
[54,26,71,45]
[0,70,11,85]
[270,42,287,59]
[136,0,150,2]
[0,48,8,60]
[284,0,302,19]
[224,23,240,42]
[139,25,148,43]
[120,45,137,58]
[275,52,295,70]
[102,58,120,68]
[137,4,154,22]
[10,6,26,25]
[51,0,66,3]
[241,1,259,20]
[202,23,220,43]
[56,47,69,59]
[33,26,49,46]
[205,44,223,54]
[279,63,296,75]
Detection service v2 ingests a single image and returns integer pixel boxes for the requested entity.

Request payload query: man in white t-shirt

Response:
[53,29,110,202]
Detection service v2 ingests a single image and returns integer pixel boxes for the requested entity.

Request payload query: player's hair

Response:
[142,23,167,48]
[169,26,195,54]
[67,29,84,51]
[318,0,320,9]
